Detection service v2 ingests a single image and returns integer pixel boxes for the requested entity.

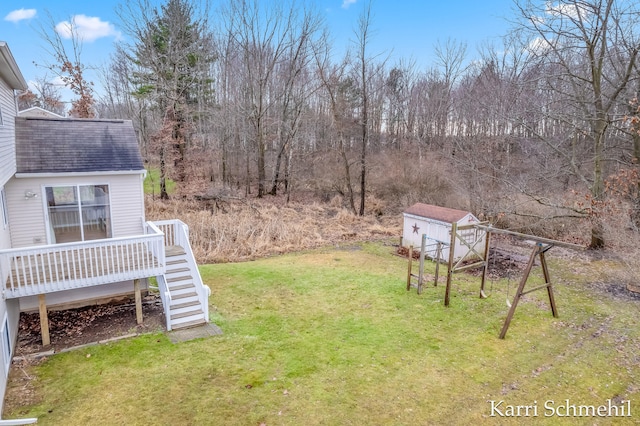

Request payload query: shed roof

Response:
[15,117,144,174]
[18,107,64,119]
[403,203,472,224]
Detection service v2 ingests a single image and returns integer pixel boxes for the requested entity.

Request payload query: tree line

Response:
[19,0,640,248]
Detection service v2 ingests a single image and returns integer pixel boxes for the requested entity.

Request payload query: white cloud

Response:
[55,15,122,43]
[545,1,587,19]
[341,0,357,9]
[4,8,37,23]
[526,36,554,56]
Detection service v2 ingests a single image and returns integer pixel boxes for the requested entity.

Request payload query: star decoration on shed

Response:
[412,223,420,234]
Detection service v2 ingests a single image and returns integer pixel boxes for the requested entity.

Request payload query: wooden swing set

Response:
[406,222,585,339]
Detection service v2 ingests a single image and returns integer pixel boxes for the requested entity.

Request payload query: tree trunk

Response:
[590,120,607,248]
[159,145,169,200]
[269,140,288,196]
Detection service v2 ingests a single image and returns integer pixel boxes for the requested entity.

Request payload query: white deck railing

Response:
[0,222,165,299]
[155,273,172,331]
[153,219,210,325]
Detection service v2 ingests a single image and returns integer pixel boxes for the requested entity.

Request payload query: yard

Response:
[4,241,640,425]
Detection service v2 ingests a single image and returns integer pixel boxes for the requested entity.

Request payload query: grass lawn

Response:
[5,242,640,425]
[143,168,176,196]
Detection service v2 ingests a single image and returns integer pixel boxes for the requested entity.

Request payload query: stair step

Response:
[170,300,200,311]
[167,275,193,283]
[170,295,199,308]
[168,283,195,292]
[171,318,207,330]
[171,291,198,300]
[166,246,186,256]
[167,258,187,265]
[166,267,190,275]
[171,309,203,321]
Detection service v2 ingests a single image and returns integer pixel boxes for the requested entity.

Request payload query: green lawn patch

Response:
[6,243,640,425]
[144,168,176,196]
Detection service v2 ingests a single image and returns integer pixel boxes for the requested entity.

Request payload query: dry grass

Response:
[145,195,401,263]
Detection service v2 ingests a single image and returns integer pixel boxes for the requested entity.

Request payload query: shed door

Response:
[45,185,112,243]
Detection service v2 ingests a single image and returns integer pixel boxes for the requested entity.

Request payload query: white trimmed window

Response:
[46,184,112,243]
[1,315,10,376]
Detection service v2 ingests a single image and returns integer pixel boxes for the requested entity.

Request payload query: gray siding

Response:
[6,173,146,248]
[0,78,16,186]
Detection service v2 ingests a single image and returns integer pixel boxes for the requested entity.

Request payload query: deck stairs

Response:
[163,245,208,330]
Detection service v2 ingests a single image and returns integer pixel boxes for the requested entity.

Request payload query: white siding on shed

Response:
[402,211,483,261]
[6,173,146,248]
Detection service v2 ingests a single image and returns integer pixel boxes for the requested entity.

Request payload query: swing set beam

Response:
[443,223,584,339]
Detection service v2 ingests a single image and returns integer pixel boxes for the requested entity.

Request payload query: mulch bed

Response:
[15,294,166,356]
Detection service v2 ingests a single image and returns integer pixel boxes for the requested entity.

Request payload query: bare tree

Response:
[514,0,640,247]
[353,1,375,216]
[17,75,65,115]
[268,4,323,196]
[35,12,96,118]
[314,31,358,213]
[221,0,305,197]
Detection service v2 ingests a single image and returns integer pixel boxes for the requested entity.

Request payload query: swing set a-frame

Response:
[406,222,585,339]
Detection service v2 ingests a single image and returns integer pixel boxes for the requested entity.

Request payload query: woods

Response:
[25,0,640,248]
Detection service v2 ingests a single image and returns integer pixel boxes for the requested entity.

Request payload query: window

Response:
[0,187,8,229]
[46,184,111,243]
[1,315,10,376]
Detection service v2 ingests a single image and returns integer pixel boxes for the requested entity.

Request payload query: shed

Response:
[402,203,484,261]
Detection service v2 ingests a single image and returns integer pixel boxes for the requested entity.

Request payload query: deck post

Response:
[38,294,50,346]
[134,279,143,325]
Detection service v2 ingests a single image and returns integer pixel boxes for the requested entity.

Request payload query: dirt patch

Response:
[15,294,166,356]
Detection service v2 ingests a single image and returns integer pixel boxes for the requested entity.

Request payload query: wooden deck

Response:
[8,246,158,287]
[2,230,166,298]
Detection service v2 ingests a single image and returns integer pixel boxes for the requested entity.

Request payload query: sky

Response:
[0,0,516,103]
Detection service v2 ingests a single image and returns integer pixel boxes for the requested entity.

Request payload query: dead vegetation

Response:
[145,194,402,264]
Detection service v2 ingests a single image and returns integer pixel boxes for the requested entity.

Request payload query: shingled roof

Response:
[15,117,144,174]
[403,203,472,224]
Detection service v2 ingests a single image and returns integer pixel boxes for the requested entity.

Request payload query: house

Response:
[0,40,29,419]
[402,203,484,261]
[0,41,210,417]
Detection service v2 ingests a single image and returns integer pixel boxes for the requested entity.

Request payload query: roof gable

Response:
[18,107,64,119]
[0,41,27,90]
[403,203,472,224]
[15,117,144,174]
